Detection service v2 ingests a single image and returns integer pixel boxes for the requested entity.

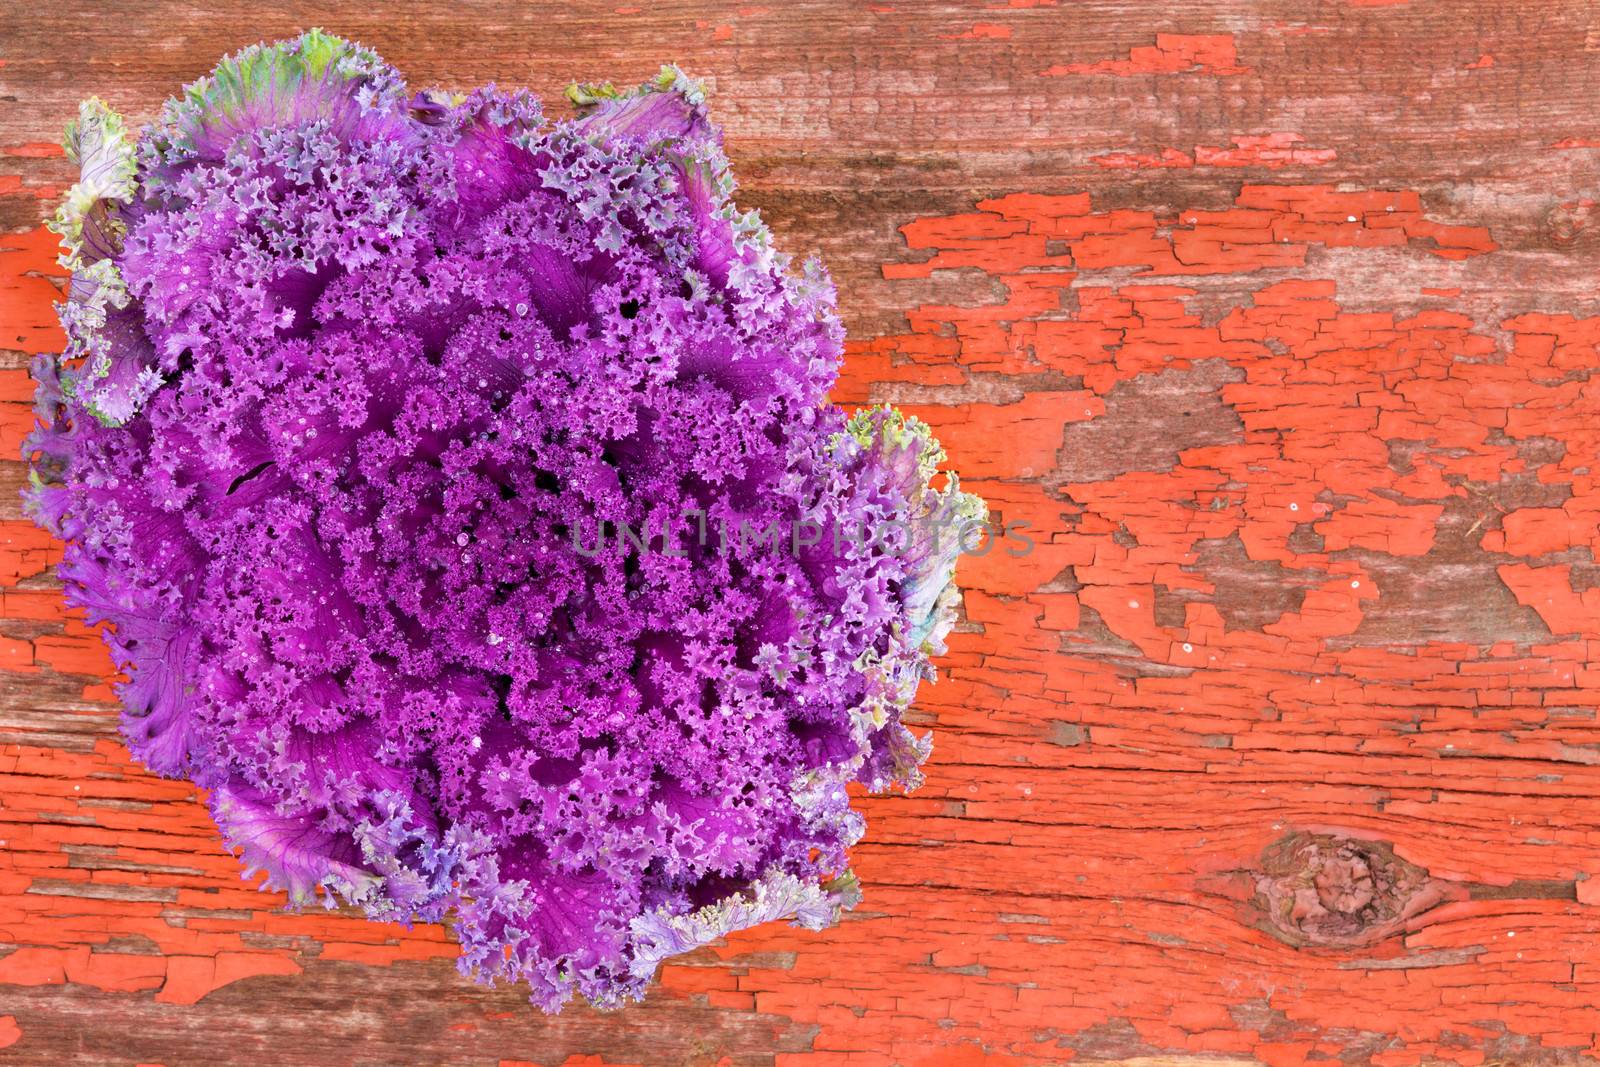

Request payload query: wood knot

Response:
[1245,831,1463,949]
[1544,198,1597,247]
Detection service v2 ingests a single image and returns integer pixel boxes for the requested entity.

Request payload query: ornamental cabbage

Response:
[26,31,985,1010]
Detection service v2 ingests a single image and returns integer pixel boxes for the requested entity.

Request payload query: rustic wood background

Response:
[3,2,1600,1064]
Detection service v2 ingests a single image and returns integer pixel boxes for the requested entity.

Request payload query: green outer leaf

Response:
[566,63,705,111]
[46,96,136,275]
[627,866,861,981]
[143,27,398,181]
[44,97,146,428]
[174,27,351,122]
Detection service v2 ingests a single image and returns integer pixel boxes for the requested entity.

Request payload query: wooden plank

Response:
[2,3,1600,1064]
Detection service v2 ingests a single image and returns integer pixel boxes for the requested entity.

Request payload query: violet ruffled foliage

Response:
[26,31,986,1010]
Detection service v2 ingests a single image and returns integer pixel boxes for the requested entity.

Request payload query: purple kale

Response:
[27,31,985,1010]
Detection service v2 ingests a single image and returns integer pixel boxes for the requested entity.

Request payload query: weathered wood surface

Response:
[3,2,1600,1064]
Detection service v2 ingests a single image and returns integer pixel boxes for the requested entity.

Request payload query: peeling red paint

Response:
[0,144,62,158]
[883,186,1493,286]
[1093,134,1337,170]
[1042,34,1249,77]
[0,226,65,355]
[1195,134,1338,168]
[941,23,1013,41]
[1091,146,1197,169]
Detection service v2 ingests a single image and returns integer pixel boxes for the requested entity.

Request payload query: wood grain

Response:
[3,3,1600,1065]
